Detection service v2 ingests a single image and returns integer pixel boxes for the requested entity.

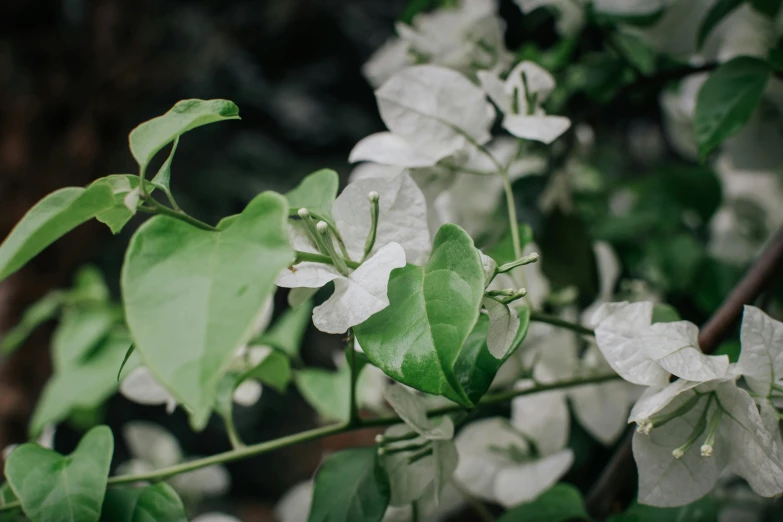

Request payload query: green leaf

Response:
[768,48,783,71]
[751,0,783,17]
[69,266,110,303]
[651,303,681,324]
[5,425,114,522]
[30,330,138,437]
[697,0,744,49]
[0,484,21,522]
[90,175,151,235]
[454,305,531,404]
[611,31,656,76]
[100,483,187,522]
[243,348,292,393]
[607,497,718,522]
[308,446,390,522]
[285,169,339,220]
[149,137,179,201]
[122,191,293,430]
[1,291,63,355]
[354,224,485,407]
[253,301,313,358]
[694,57,771,160]
[295,366,352,422]
[0,183,116,283]
[497,483,589,522]
[129,99,239,175]
[52,305,120,371]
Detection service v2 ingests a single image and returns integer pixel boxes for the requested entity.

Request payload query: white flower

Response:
[383,384,454,440]
[118,422,230,499]
[350,65,495,168]
[478,61,571,144]
[454,380,573,507]
[592,301,730,386]
[630,375,783,507]
[278,172,429,334]
[362,0,511,88]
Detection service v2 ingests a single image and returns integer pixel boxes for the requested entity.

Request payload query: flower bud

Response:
[368,191,380,203]
[297,208,310,219]
[316,221,329,234]
[700,444,713,457]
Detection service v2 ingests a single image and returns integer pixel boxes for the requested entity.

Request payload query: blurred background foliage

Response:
[1,0,782,520]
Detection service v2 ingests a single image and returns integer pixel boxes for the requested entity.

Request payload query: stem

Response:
[347,331,360,427]
[529,311,594,336]
[142,195,217,232]
[223,413,245,449]
[293,250,361,270]
[0,375,620,514]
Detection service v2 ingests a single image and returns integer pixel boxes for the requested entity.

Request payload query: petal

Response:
[493,449,574,507]
[628,379,702,425]
[593,302,669,386]
[232,379,263,407]
[276,262,341,289]
[570,379,641,446]
[275,481,314,522]
[333,172,430,264]
[383,384,454,440]
[349,132,444,168]
[376,65,493,153]
[502,114,571,144]
[511,385,570,455]
[454,418,521,501]
[312,243,407,334]
[633,394,726,507]
[170,463,231,497]
[477,70,512,114]
[362,38,412,89]
[638,321,730,382]
[120,367,175,407]
[479,251,498,287]
[717,382,783,497]
[191,514,243,522]
[123,421,182,468]
[483,298,521,359]
[737,305,783,398]
[594,241,621,302]
[505,61,557,107]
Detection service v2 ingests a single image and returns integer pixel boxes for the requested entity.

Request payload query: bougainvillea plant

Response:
[2,0,783,521]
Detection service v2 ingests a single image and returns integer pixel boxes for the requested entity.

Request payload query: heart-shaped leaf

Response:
[122,192,293,429]
[5,425,114,522]
[285,169,339,220]
[0,182,116,282]
[100,483,187,522]
[31,330,139,436]
[129,99,239,175]
[354,224,485,407]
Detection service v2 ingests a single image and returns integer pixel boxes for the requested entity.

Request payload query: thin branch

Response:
[586,226,783,520]
[529,311,594,336]
[0,373,621,513]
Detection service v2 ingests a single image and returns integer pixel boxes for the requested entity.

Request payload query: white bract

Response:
[383,384,454,440]
[363,0,511,88]
[737,305,783,399]
[454,381,573,507]
[630,375,783,507]
[478,61,571,144]
[277,171,429,333]
[592,301,730,386]
[191,515,241,522]
[350,65,494,168]
[117,422,230,499]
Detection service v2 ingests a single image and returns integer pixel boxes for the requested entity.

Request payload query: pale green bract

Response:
[5,425,113,522]
[122,191,293,430]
